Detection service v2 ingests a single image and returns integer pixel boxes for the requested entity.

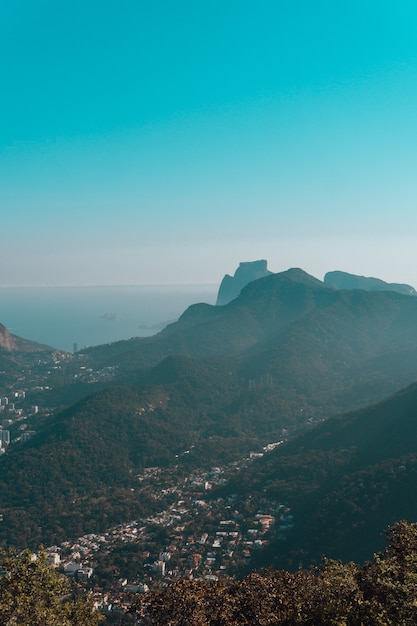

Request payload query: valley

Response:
[3,266,417,622]
[46,450,292,613]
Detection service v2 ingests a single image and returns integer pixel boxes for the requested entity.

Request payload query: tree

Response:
[356,520,417,625]
[0,548,102,626]
[133,522,417,625]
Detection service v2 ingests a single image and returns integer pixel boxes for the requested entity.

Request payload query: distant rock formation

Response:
[0,323,18,351]
[216,260,273,305]
[0,322,55,352]
[324,271,417,296]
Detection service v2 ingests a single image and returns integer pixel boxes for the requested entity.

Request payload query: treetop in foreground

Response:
[134,520,417,625]
[0,548,102,626]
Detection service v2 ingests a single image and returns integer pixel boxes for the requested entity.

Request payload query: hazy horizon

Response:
[1,259,417,290]
[2,2,417,288]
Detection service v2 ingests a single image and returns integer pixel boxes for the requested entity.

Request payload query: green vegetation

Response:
[0,386,169,547]
[0,548,101,625]
[220,381,417,569]
[2,521,417,625]
[136,521,417,625]
[4,268,417,560]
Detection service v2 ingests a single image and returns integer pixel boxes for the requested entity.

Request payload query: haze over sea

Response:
[0,285,217,353]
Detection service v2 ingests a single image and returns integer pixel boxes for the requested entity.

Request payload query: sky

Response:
[2,1,417,287]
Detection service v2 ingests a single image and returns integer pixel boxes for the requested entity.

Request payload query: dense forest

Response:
[218,381,417,569]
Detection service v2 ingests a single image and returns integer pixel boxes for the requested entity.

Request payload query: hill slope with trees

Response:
[4,268,417,555]
[221,381,417,569]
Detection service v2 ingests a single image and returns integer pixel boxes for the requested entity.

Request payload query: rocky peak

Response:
[216,260,273,306]
[0,323,18,351]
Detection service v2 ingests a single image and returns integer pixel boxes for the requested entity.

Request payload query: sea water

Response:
[0,285,217,352]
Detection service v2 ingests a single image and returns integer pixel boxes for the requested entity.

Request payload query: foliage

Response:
[219,380,417,570]
[0,547,102,625]
[135,521,417,625]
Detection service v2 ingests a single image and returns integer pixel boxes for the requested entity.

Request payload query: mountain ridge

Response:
[4,267,417,552]
[324,269,417,296]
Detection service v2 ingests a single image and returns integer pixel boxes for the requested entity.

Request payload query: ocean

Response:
[0,285,217,353]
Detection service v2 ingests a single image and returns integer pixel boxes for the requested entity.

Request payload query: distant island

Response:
[99,313,120,321]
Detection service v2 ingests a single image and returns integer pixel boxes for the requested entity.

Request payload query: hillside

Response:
[83,267,417,418]
[0,357,252,548]
[5,268,417,548]
[0,323,62,395]
[225,381,417,569]
[0,385,170,547]
[81,269,327,371]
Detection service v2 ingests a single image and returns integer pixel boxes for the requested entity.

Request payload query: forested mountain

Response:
[0,386,166,547]
[0,359,251,548]
[226,381,417,570]
[4,267,417,554]
[83,268,328,372]
[84,267,417,415]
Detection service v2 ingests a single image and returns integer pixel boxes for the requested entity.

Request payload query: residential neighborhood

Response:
[0,349,295,620]
[45,458,294,618]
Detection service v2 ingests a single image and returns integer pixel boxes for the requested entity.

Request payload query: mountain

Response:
[216,259,273,305]
[324,270,417,296]
[83,267,417,416]
[0,359,251,548]
[229,381,417,570]
[0,323,54,353]
[6,267,417,547]
[0,386,163,547]
[0,323,61,392]
[81,268,328,373]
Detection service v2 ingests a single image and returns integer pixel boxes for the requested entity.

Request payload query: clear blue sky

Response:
[2,1,417,286]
